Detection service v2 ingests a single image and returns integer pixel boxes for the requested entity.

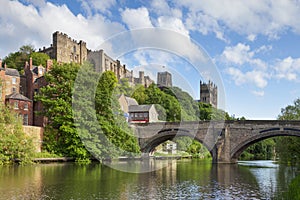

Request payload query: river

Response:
[0,159,298,199]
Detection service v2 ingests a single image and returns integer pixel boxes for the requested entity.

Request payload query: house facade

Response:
[128,104,159,123]
[5,92,33,125]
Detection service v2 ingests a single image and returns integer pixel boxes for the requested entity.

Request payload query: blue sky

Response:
[1,0,300,119]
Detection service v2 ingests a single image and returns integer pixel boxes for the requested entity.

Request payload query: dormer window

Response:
[39,68,43,75]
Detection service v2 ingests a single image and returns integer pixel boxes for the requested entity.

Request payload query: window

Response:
[14,101,18,109]
[12,87,16,93]
[23,114,28,125]
[24,103,28,110]
[12,77,16,84]
[39,68,43,75]
[144,113,148,118]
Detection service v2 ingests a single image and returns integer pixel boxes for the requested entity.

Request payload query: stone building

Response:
[40,31,88,64]
[157,71,172,87]
[0,59,34,125]
[0,61,20,96]
[200,80,218,108]
[128,104,159,123]
[41,31,154,87]
[134,71,154,87]
[5,93,33,125]
[20,58,52,127]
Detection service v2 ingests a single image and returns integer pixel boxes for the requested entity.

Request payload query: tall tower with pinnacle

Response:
[200,80,218,108]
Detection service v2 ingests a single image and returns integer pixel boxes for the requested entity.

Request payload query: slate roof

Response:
[4,68,20,77]
[129,105,153,112]
[125,96,138,106]
[5,92,32,102]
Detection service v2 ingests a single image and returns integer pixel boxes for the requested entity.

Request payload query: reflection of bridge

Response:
[133,120,300,163]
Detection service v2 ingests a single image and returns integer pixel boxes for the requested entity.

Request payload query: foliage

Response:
[2,45,50,74]
[2,45,35,72]
[240,138,275,160]
[173,137,211,158]
[116,78,134,96]
[30,52,50,67]
[35,62,91,161]
[276,98,300,164]
[95,71,140,156]
[0,104,35,165]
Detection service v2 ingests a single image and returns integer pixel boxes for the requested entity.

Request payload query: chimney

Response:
[0,59,2,68]
[25,61,29,70]
[29,57,33,70]
[46,59,53,71]
[4,63,7,69]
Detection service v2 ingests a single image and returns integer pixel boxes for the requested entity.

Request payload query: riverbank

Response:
[28,155,193,163]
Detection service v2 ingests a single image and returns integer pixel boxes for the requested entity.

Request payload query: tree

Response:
[0,104,35,165]
[131,84,148,104]
[30,52,50,67]
[95,71,140,156]
[276,98,300,164]
[35,62,91,160]
[2,45,35,72]
[116,78,133,96]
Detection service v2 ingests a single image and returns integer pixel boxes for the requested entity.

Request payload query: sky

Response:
[1,0,300,119]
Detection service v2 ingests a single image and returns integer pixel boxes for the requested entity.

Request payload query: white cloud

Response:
[252,90,265,97]
[274,57,300,81]
[185,12,227,41]
[150,0,182,18]
[121,7,153,29]
[220,43,268,70]
[0,0,125,58]
[78,0,116,15]
[156,16,189,36]
[226,67,268,88]
[221,43,252,65]
[247,34,257,42]
[175,0,300,39]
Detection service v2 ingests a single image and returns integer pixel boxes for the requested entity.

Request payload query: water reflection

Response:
[0,160,297,199]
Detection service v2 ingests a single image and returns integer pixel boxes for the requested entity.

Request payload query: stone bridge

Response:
[133,120,300,163]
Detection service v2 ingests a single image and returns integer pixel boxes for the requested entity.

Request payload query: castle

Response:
[200,80,218,108]
[157,71,172,88]
[40,31,154,87]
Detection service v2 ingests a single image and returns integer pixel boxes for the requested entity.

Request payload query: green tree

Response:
[276,98,300,164]
[131,84,148,104]
[30,52,50,67]
[35,62,90,161]
[0,104,35,165]
[95,71,140,156]
[2,45,35,72]
[116,78,133,96]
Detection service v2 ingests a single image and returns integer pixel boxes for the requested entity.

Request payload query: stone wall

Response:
[23,126,44,153]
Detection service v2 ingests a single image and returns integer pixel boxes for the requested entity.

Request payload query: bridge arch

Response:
[140,129,212,157]
[231,128,300,161]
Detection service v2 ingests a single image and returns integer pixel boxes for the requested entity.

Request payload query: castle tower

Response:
[41,31,88,64]
[200,80,218,108]
[157,71,172,87]
[139,71,145,86]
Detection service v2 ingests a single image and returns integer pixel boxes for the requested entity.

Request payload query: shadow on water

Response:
[0,160,297,199]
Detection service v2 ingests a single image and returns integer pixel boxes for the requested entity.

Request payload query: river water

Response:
[0,159,298,199]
